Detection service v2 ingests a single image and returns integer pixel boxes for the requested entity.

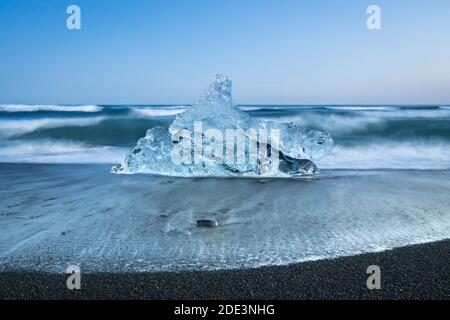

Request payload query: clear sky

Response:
[0,0,449,105]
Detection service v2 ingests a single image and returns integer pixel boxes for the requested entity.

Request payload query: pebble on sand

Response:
[196,219,219,227]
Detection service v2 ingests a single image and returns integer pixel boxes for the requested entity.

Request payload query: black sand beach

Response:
[1,164,449,300]
[1,240,448,299]
[2,0,450,304]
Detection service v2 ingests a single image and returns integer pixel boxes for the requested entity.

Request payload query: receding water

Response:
[1,164,449,272]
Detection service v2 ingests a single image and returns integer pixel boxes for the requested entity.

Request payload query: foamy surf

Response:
[130,106,187,117]
[0,141,127,164]
[0,104,449,171]
[0,117,106,137]
[317,141,450,170]
[0,166,449,272]
[0,104,103,112]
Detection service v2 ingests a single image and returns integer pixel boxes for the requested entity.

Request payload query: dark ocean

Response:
[1,104,450,169]
[1,104,450,271]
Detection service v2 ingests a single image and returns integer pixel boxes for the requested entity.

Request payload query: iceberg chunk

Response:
[112,75,333,177]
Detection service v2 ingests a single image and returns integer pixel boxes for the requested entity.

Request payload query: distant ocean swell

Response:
[0,104,449,169]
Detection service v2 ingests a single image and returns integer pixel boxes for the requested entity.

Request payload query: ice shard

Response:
[112,75,333,177]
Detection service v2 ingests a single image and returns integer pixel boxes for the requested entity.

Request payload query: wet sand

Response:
[0,163,449,299]
[1,164,449,272]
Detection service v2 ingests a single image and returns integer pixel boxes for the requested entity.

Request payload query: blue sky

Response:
[0,0,449,104]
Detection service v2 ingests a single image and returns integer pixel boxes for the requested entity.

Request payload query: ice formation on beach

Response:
[113,75,333,176]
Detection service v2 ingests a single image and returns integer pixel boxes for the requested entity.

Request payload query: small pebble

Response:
[196,219,219,227]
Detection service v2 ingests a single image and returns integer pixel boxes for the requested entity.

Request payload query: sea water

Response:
[0,103,450,271]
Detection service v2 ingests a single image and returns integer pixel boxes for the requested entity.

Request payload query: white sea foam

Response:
[245,105,450,119]
[1,168,449,272]
[130,106,186,117]
[317,141,450,169]
[324,106,395,111]
[0,104,102,112]
[0,117,105,137]
[0,140,127,163]
[239,106,269,111]
[239,105,317,111]
[266,113,383,134]
[262,107,450,135]
[3,139,448,169]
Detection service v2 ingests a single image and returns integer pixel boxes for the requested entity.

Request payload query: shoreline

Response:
[2,164,450,273]
[1,239,449,299]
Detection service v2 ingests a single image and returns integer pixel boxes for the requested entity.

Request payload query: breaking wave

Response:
[0,104,103,113]
[317,141,450,170]
[0,140,127,164]
[0,103,449,169]
[130,106,187,117]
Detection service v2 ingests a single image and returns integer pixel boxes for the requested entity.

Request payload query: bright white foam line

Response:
[0,117,105,137]
[239,106,318,111]
[317,142,450,169]
[0,140,127,164]
[239,106,284,111]
[324,106,395,111]
[239,106,265,111]
[130,107,186,117]
[0,104,102,112]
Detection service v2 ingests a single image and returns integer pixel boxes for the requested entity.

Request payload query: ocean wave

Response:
[265,113,384,134]
[1,137,450,169]
[359,109,450,119]
[323,106,396,111]
[240,106,289,111]
[1,105,449,167]
[0,104,103,113]
[317,141,450,169]
[263,110,450,138]
[242,105,398,112]
[130,106,186,117]
[239,106,273,112]
[0,140,127,164]
[0,117,105,137]
[239,105,318,112]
